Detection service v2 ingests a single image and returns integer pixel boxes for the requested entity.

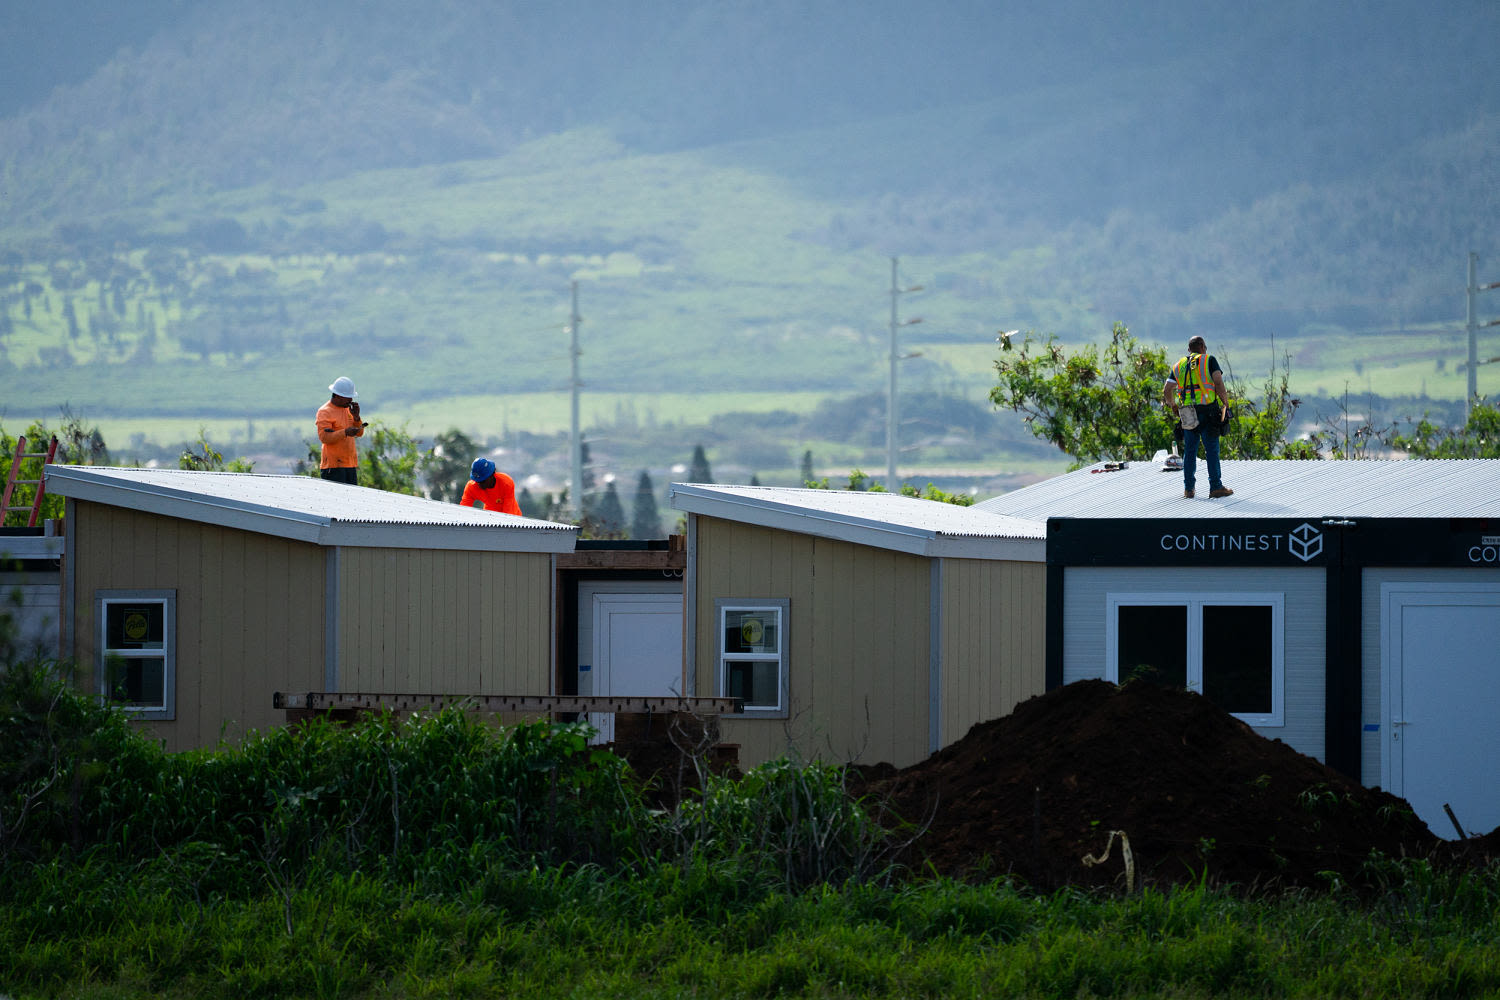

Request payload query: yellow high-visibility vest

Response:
[1173,353,1219,407]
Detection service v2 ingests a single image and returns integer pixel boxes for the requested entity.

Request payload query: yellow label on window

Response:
[740,617,764,646]
[124,610,149,642]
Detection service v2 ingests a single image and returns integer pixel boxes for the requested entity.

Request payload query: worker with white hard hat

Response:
[315,376,366,485]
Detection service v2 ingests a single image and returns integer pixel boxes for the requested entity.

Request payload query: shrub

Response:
[0,659,163,866]
[663,757,899,891]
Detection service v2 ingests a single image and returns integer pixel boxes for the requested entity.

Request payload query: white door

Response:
[1385,584,1500,839]
[589,592,683,743]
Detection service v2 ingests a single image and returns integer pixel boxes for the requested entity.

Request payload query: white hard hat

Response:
[328,376,358,399]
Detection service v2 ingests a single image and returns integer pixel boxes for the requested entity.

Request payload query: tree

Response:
[1220,352,1321,461]
[594,481,626,537]
[580,440,596,494]
[630,471,662,539]
[420,428,479,502]
[178,429,254,472]
[542,488,571,522]
[55,410,110,467]
[990,323,1176,466]
[901,482,974,506]
[803,467,973,506]
[578,440,604,529]
[0,411,110,524]
[688,443,713,483]
[292,441,322,478]
[1386,398,1500,458]
[518,487,543,519]
[360,421,422,495]
[991,323,1313,466]
[799,449,815,487]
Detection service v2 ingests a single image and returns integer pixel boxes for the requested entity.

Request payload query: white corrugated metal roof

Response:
[45,466,578,552]
[977,459,1500,520]
[670,482,1045,560]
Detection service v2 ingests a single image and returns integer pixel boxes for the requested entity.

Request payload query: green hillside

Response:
[3,1,1499,491]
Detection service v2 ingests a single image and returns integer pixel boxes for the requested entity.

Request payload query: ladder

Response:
[1,435,59,527]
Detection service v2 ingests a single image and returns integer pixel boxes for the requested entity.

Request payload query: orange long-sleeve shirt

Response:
[460,473,522,515]
[315,401,364,469]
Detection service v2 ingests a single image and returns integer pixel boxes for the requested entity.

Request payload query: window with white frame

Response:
[716,599,788,717]
[1106,592,1283,727]
[97,590,176,720]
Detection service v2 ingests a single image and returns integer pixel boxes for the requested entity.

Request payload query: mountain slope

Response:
[2,0,1498,457]
[5,0,1498,231]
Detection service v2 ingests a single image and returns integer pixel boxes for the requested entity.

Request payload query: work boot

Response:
[1209,487,1234,498]
[1184,490,1194,499]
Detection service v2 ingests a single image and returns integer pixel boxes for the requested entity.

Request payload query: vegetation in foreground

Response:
[3,660,1499,998]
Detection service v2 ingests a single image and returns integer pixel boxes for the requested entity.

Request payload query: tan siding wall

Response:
[336,548,553,696]
[940,558,1047,745]
[693,518,932,768]
[68,502,326,751]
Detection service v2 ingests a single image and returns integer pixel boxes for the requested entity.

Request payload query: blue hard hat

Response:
[471,457,496,481]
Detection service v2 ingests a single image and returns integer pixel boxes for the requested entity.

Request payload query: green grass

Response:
[3,662,1499,999]
[6,867,1500,998]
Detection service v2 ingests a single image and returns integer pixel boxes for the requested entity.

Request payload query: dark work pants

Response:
[1183,424,1222,493]
[320,467,358,485]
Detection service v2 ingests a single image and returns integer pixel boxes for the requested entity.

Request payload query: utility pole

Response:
[1467,252,1478,416]
[1464,251,1500,421]
[569,281,583,520]
[886,257,922,490]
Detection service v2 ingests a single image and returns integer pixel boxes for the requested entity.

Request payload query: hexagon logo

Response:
[1289,522,1323,562]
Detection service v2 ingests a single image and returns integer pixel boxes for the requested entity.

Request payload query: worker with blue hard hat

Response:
[460,456,522,515]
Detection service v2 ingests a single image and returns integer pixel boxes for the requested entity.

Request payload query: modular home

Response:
[978,458,1500,839]
[46,466,577,750]
[670,484,1047,769]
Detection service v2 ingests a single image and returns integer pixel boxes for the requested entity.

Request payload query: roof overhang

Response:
[46,466,578,553]
[670,483,1044,561]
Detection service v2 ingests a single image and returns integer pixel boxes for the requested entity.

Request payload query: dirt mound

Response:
[853,680,1469,892]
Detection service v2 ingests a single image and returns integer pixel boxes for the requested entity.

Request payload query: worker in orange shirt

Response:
[460,457,522,515]
[315,376,365,485]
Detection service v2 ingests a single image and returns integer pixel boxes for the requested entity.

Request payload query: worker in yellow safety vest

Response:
[1163,336,1233,500]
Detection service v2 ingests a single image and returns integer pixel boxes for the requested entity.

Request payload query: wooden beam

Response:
[273,691,740,714]
[554,550,685,570]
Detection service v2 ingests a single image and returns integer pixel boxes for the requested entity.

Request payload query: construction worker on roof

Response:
[461,457,522,515]
[316,376,365,485]
[1163,336,1233,500]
